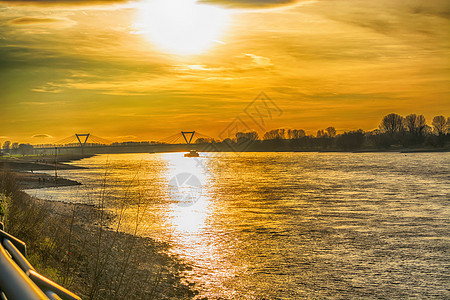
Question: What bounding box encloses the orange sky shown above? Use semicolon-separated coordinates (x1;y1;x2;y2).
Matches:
1;0;449;144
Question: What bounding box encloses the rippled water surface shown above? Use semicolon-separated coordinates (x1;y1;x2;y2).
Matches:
27;152;450;299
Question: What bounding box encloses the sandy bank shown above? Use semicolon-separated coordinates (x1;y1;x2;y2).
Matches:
36;198;197;299
0;156;198;299
0;159;86;172
1;157;84;190
15;172;82;190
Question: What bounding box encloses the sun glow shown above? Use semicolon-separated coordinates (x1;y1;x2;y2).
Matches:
135;0;230;55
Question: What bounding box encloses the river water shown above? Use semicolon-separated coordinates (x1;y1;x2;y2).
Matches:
26;152;450;299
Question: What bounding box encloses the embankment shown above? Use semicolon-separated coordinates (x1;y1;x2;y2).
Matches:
0;159;198;299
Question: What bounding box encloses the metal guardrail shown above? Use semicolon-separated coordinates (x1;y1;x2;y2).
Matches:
0;224;81;300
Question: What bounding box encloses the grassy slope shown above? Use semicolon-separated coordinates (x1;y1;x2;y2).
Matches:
0;169;197;300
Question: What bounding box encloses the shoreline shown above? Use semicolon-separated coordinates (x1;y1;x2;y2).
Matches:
2;155;198;299
15;172;82;190
1;154;90;189
21;193;197;299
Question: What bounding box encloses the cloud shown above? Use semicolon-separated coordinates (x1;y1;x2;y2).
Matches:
114;135;137;140
9;16;77;28
200;0;308;9
19;102;48;106
10;17;62;24
1;0;309;8
172;64;226;73
31;85;64;93
314;0;450;35
31;134;53;138
0;0;129;6
243;53;273;68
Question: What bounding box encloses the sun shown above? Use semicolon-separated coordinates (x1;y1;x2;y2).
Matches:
135;0;230;55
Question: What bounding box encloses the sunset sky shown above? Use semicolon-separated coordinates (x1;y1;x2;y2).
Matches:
1;0;449;144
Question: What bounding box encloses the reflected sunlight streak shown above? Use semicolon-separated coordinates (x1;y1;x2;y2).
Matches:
162;152;209;234
162;152;239;298
162;153;228;278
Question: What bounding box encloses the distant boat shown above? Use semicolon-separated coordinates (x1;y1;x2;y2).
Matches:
184;150;199;157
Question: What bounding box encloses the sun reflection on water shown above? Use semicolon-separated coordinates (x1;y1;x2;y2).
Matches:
162;152;207;188
161;152;211;243
161;152;239;297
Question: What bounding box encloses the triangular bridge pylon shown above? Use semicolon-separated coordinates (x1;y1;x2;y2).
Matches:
75;133;90;147
181;131;195;145
159;131;213;144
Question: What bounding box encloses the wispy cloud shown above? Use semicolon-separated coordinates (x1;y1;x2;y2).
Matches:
20;101;50;105
0;0;130;6
9;16;77;29
1;0;307;8
31;81;64;93
243;53;273;68
113;135;137;140
20;100;67;105
31;133;53;138
200;0;310;9
11;16;61;24
310;0;450;35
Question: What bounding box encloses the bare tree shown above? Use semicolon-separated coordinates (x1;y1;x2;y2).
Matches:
432;115;447;135
287;129;293;139
287;129;305;139
316;130;327;138
2;141;10;151
236;131;259;142
263;129;286;140
416;115;427;136
405;114;426;136
326;127;336;138
405;114;417;134
247;131;259;140
296;129;306;138
380;113;405;135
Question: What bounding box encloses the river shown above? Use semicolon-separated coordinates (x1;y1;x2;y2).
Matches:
26;152;450;299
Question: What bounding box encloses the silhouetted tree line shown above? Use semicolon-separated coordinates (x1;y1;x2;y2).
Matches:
194;113;450;151
2;114;449;155
373;113;449;149
0;142;34;156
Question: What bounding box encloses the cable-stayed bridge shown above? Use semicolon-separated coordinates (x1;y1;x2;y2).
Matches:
33;134;114;155
158;131;213;145
54;134;112;147
34;134;112;148
32;131;212;155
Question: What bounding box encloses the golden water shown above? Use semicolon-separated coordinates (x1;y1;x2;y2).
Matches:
27;152;450;299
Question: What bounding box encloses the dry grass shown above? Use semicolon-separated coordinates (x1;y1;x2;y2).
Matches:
0;168;196;300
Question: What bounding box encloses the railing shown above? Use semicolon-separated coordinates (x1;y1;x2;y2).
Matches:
0;224;81;300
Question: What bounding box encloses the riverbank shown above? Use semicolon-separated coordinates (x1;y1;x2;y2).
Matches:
0;155;86;190
36;197;197;299
0;157;198;299
14;172;81;190
0;154;90;171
